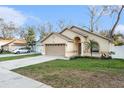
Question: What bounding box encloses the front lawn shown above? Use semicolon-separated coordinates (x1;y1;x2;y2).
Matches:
13;58;124;88
0;54;41;62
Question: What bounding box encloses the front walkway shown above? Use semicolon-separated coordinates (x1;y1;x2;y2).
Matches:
0;56;61;88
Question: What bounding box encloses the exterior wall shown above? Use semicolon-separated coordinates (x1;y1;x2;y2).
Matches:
2;45;9;51
42;34;68;55
65;42;85;57
65;42;76;57
61;29;86;57
42;34;68;44
41;44;46;55
61;29;86;43
71;28;111;53
81;43;84;56
3;43;26;52
42;28;111;58
10;45;26;51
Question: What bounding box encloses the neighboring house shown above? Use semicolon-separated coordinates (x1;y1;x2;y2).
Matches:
0;40;14;50
0;39;26;52
41;26;112;58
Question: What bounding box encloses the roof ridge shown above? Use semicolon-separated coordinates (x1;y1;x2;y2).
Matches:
1;40;15;46
41;32;73;43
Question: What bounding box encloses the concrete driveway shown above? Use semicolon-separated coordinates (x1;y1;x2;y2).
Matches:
0;52;37;58
0;56;61;88
0;56;59;70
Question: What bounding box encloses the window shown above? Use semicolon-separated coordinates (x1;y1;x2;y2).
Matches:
92;42;99;52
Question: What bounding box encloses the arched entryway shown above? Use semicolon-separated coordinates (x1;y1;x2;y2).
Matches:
74;37;81;56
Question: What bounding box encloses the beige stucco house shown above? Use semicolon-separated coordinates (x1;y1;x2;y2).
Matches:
0;39;26;52
41;26;112;58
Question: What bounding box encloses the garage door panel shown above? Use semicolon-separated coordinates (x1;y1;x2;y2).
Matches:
46;44;65;56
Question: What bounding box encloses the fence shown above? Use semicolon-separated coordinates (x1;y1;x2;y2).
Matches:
110;45;124;59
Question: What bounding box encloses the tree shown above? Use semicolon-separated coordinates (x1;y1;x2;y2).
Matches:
38;22;53;40
99;29;111;38
18;27;27;39
38;25;47;40
57;19;72;32
85;5;124;38
86;6;108;32
109;5;124;39
25;27;36;50
0;18;17;39
93;5;124;39
38;20;72;40
84;40;98;56
113;33;124;46
46;22;53;33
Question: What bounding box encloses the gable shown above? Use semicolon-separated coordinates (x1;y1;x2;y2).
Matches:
71;26;111;41
41;33;70;44
60;26;112;51
70;26;112;51
60;29;87;42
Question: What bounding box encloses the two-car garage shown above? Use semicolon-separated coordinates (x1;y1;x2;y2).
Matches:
45;44;65;56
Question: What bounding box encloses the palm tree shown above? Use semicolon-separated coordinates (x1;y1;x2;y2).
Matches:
84;40;99;56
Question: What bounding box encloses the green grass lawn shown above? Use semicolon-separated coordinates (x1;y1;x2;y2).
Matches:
13;58;124;88
0;54;41;62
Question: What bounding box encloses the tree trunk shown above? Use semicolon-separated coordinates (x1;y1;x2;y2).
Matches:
110;6;124;39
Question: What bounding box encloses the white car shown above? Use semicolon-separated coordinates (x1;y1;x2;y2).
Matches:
13;48;30;54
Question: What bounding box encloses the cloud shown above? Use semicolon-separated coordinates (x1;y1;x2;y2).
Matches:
27;15;41;24
0;6;42;27
115;24;124;34
0;6;27;27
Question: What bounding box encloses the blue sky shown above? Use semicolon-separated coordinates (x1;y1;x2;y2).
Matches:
7;5;91;28
0;5;124;33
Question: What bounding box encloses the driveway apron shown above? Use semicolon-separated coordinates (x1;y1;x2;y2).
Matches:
0;56;59;88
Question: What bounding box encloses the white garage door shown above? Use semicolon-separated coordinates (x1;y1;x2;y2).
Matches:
45;44;65;56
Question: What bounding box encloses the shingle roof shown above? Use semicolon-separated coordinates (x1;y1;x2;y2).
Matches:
13;39;26;44
41;25;112;43
0;39;26;46
0;40;14;46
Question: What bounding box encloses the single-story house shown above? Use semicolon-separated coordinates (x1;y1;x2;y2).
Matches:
0;39;26;52
41;26;112;58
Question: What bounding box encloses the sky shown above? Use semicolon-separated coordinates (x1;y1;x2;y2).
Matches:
0;5;124;37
